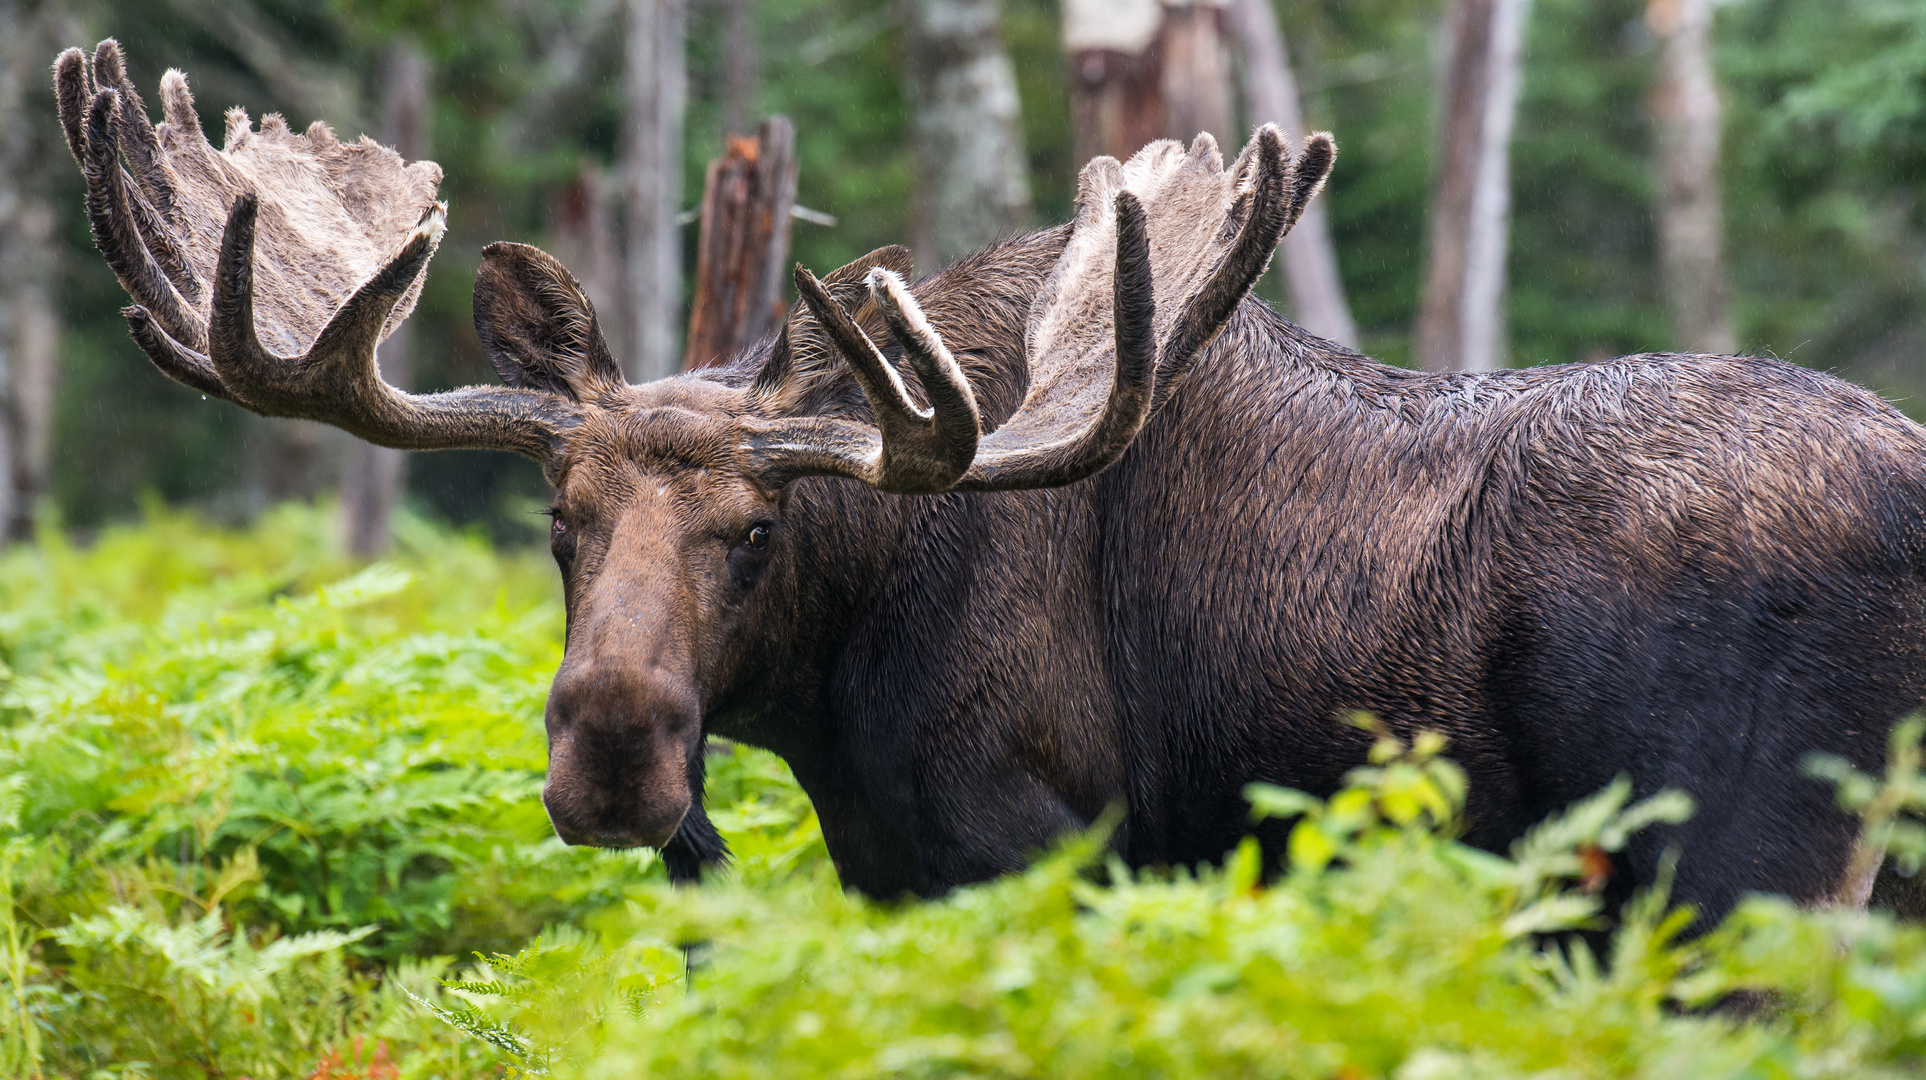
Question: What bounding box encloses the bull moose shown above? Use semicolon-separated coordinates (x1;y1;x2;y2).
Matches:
56;40;1926;926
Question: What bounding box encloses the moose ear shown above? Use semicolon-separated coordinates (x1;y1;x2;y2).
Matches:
751;245;914;407
474;242;627;402
818;244;914;292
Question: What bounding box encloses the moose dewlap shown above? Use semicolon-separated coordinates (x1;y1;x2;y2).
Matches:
58;37;1926;924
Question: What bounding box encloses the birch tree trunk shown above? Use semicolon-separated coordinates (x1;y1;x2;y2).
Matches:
1648;0;1734;354
903;0;1033;270
0;0;63;539
1227;0;1359;349
5;204;54;540
344;39;430;558
1415;0;1532;372
625;0;689;383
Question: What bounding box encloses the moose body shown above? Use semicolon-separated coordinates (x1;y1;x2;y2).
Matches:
57;40;1926;928
703;270;1926;916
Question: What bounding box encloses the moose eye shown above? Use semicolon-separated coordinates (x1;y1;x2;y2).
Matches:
550;517;568;538
743;524;772;550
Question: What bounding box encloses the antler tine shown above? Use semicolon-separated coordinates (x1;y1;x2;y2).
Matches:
1076;191;1159;468
92;40;199;300
793;267;923;427
124;306;229;400
1281;132;1335;235
1148;124;1296;411
783;265;981;493
867;268;982;476
53;48;90;166
93;42;176;221
207;192;282;398
158;68;212;150
957;191;1157;492
81;88;208;352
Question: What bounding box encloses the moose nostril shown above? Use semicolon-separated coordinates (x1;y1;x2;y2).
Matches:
538;681;696;851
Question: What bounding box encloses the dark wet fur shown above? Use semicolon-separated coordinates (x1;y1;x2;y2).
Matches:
697;256;1926;921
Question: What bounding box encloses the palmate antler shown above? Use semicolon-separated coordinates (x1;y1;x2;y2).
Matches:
744;125;1335;493
53;40;580;460
58;39;1332;499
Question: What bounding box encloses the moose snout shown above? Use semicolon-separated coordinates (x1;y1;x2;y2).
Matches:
541;665;697;850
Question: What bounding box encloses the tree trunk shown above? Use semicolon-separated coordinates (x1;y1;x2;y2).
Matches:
344;40;430;558
1160;0;1233;147
718;0;759;137
7;202;54;539
1227;0;1359;349
0;0;63;540
1415;0;1532;373
684;118;798;370
1066;2;1249;166
1065;0;1164;166
625;0;689;384
1648;0;1734;354
902;0;1033;270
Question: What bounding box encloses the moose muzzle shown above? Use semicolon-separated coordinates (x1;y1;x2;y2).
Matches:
541;662;699;849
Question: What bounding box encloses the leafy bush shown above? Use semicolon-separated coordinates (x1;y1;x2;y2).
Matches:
2;507;1925;1078
423;727;1926;1079
0;504;639;963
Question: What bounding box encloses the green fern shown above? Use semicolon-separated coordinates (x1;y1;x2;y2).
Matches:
7;506;1926;1077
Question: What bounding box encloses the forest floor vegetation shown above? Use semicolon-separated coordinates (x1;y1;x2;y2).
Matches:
2;506;1924;1077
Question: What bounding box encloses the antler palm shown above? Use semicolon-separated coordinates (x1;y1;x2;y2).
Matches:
55;40;571;457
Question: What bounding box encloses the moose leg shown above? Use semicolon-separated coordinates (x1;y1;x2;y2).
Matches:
661;735;730;884
1870;858;1926;921
1831;837;1884;910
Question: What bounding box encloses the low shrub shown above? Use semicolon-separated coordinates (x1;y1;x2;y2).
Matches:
0;507;1922;1078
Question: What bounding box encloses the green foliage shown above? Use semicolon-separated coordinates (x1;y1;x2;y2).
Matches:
0;507;830;1075
428;727;1926;1079
0;503;635;965
4;510;1926;1076
1720;0;1926;400
51;908;376;1078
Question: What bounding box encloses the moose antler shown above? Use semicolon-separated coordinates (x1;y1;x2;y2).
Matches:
964;124;1329;489
53;40;581;461
746;124;1333;494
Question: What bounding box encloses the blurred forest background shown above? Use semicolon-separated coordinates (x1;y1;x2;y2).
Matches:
0;0;1920;548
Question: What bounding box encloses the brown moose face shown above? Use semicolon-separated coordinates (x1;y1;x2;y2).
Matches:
537;381;780;849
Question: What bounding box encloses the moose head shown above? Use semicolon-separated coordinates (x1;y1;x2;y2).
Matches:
54;40;1334;854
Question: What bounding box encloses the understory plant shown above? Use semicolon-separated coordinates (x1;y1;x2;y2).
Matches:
1;507;1924;1078
432;724;1926;1079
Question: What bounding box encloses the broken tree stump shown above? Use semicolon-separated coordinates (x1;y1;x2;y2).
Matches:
682;116;799;370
